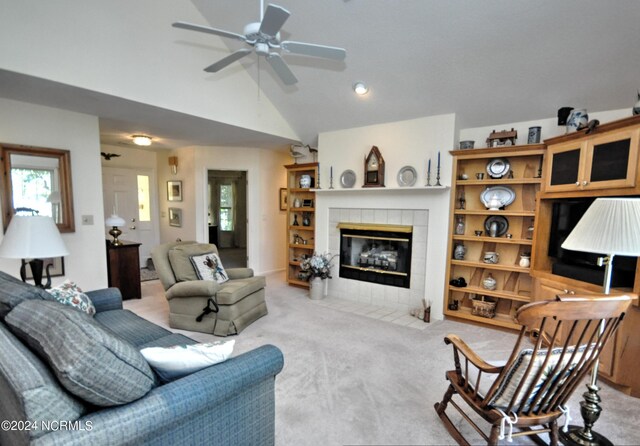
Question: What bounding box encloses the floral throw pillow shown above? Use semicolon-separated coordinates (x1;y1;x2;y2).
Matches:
46;280;96;316
189;253;229;284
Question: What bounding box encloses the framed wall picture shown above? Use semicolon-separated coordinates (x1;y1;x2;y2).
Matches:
279;188;288;211
24;257;65;279
167;180;183;202
168;207;182;227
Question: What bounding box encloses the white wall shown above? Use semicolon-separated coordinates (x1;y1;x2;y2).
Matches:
0;98;108;290
0;0;299;142
317;114;457;319
460;108;632;147
155;145;289;275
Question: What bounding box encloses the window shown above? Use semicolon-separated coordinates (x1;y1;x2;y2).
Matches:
11;168;54;217
220;184;234;231
137;175;151;222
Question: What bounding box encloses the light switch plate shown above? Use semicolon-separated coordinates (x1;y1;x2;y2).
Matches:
81;215;94;225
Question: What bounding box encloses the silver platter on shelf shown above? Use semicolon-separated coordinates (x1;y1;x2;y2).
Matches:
340;169;356;188
486;158;511;178
397;165;417;187
480;186;516;209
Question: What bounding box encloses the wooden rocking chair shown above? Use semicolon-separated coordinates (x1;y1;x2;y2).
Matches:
434;294;632;446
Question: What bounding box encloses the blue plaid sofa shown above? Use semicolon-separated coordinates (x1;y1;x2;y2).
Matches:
0;272;284;446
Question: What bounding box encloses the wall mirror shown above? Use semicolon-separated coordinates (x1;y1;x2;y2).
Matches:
1;144;75;233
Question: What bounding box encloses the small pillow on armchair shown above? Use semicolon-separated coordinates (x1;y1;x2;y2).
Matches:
190;253;229;284
168;243;219;282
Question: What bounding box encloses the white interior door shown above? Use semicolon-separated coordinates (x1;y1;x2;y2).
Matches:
102;167;158;265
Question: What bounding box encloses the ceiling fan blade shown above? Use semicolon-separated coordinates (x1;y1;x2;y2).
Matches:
266;53;297;85
280;41;346;60
259;4;290;36
172;21;246;42
204;49;252;72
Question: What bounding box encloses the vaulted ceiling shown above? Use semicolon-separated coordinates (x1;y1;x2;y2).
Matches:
2;0;639;149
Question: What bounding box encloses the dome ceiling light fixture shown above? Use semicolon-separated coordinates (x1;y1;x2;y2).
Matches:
131;134;153;146
353;82;369;96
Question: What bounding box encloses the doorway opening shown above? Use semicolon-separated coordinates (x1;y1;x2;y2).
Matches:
208;170;247;268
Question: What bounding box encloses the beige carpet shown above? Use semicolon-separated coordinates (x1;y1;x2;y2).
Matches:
129;275;640;446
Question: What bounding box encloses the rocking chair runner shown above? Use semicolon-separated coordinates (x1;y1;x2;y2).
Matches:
435;294;632;446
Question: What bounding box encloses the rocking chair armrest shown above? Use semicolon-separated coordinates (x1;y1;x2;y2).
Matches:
444;334;503;374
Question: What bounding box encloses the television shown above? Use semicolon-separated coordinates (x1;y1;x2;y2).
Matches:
548;198;637;288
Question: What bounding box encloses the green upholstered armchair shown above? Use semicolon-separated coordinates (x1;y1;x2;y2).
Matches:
151;241;268;336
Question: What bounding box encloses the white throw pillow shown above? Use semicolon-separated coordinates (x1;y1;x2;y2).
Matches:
190;253;229;283
140;340;235;381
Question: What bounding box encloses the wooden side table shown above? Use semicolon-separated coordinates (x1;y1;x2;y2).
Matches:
106;240;141;299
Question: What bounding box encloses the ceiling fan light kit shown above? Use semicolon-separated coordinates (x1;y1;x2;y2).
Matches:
131;135;152;146
172;2;346;86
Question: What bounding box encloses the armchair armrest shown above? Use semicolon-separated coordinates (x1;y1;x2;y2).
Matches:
166;280;221;299
37;345;284;446
226;268;254;280
445;334;502;374
86;288;123;313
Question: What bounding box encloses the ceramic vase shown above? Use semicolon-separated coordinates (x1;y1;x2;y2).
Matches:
482;273;497;291
299;174;311;188
566;109;588;132
309;277;324;300
454;244;466;260
519;255;531;268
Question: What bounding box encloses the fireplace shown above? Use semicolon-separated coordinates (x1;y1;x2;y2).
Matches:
338;223;413;288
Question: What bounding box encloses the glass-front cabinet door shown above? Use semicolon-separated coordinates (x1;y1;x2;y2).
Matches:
544;141;586;192
544;127;639;193
583;128;638;190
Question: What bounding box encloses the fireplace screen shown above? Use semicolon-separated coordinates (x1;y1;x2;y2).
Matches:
338;223;412;288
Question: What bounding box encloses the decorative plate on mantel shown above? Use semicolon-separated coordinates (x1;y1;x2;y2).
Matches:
340;169;356;188
397;166;417;187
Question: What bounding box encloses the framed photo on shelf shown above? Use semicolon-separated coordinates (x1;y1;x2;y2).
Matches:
167;181;182;202
168;207;182;227
279;188;288;211
24;257;65;279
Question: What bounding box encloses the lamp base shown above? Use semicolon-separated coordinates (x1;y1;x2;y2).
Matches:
559;426;613;446
20;259;52;289
109;226;123;245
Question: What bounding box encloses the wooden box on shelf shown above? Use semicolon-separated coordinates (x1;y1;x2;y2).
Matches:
444;144;545;330
285;162;318;288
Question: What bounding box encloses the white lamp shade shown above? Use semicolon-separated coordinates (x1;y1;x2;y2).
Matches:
561;198;640;256
0;215;69;259
105;214;126;227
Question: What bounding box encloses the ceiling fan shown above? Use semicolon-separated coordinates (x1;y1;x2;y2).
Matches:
172;1;346;85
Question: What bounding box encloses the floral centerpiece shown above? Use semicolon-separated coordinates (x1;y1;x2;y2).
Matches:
300;252;337;280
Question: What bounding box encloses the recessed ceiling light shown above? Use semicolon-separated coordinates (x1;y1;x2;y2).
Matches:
353;82;369;95
131;134;152;146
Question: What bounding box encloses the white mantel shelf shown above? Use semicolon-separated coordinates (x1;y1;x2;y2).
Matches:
313;186;449;193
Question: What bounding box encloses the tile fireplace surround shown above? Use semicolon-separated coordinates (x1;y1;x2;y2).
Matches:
327;208;428;314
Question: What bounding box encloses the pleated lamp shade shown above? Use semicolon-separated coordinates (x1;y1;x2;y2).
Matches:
0;215;69;259
562;198;640;256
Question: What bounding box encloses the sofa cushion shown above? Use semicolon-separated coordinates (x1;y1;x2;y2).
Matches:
168;243;219;282
5;300;156;407
141;340;235;382
190;252;229;283
95;309;172;348
0;271;52;319
0;323;86;440
217;275;267;305
46;280;96;316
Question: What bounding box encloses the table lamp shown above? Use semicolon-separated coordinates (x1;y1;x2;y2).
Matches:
0;215;70;288
105;214;126;245
559;197;640;446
